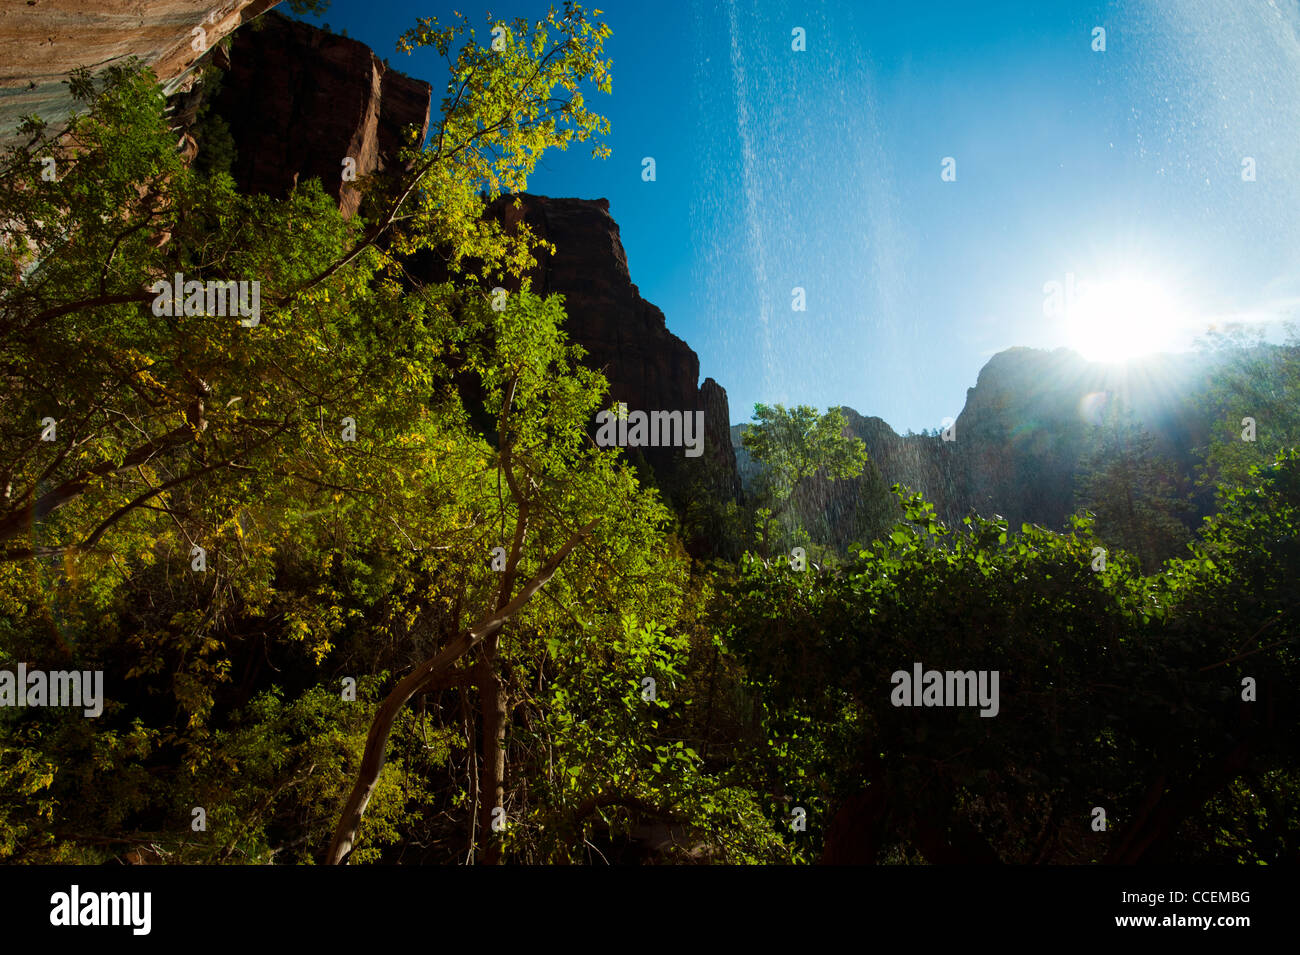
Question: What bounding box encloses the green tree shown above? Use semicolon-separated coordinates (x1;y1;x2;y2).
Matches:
0;10;784;866
740;404;867;555
1074;397;1191;573
724;460;1299;864
1194;323;1300;496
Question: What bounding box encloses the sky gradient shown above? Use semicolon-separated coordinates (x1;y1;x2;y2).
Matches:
303;0;1300;431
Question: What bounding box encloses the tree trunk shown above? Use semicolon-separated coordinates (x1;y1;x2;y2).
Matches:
477;635;507;864
325;519;597;865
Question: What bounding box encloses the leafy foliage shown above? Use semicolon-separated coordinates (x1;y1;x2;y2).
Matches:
740;404;867;556
1074;397;1193;573
724;464;1298;863
1;10;1295;868
0;13;778;865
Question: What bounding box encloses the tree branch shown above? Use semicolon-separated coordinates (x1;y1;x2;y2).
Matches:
326;517;598;865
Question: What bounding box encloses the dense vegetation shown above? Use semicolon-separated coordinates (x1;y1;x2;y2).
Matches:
0;8;1295;864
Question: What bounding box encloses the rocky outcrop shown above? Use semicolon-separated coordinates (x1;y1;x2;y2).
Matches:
210;11;431;217
485;194;741;502
735;346;1219;551
951;347;1210;528
0;0;280;144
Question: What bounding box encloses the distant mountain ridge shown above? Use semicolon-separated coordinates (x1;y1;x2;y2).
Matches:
734;346;1228;544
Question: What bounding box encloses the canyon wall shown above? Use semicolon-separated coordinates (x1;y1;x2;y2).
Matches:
0;0;280;144
734;346;1217;551
484;194;740;503
210;11;431;217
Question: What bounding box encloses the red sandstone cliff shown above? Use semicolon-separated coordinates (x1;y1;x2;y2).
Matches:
0;0;280;144
209;11;431;217
485;194;740;501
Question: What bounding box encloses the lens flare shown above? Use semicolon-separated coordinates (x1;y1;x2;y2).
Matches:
1066;278;1189;363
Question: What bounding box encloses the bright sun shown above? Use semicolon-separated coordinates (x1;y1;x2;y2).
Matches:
1065;277;1187;363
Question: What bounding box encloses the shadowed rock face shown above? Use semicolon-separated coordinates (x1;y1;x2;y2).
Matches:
485;194;741;502
0;0;280;144
210;11;431;217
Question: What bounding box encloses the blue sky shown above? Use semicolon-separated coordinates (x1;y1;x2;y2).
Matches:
301;0;1300;431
